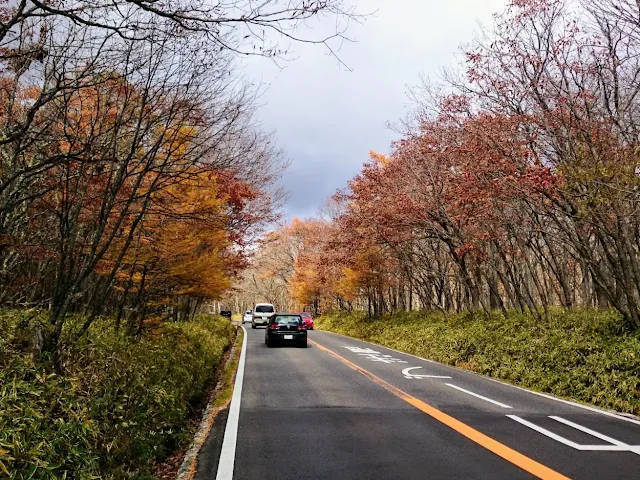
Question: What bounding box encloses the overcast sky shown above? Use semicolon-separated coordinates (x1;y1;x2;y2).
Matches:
244;0;509;220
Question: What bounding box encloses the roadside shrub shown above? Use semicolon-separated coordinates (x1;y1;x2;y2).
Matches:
317;309;640;415
0;310;235;479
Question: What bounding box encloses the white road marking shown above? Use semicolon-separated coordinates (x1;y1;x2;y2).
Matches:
342;345;408;363
216;325;248;480
362;354;408;364
402;366;452;379
343;346;380;354
505;386;640;427
446;384;513;409
550;416;628;446
321;330;640;427
508;415;583;449
508;415;640;455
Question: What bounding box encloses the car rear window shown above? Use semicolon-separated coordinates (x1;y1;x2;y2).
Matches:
274;316;301;324
301;313;311;317
255;305;274;313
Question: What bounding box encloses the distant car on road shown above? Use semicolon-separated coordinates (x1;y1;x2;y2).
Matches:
265;313;307;348
299;312;314;330
242;310;253;324
252;303;275;328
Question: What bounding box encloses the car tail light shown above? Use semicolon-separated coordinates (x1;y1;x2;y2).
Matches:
297;324;306;331
268;323;279;330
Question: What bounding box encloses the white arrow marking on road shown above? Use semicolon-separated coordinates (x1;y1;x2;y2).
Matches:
402;366;452;379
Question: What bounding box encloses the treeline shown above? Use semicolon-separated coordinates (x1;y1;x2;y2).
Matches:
225;227;304;313
0;0;357;362
259;0;640;331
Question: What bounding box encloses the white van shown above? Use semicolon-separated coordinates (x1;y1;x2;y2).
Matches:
252;303;275;328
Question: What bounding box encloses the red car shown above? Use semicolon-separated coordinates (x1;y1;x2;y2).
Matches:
299;312;314;330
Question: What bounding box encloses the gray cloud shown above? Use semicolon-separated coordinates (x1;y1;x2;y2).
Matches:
244;0;508;220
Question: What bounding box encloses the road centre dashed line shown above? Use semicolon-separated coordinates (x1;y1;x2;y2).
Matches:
446;384;513;409
312;339;570;480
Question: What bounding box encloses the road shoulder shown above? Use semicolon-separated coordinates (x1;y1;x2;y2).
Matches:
177;324;245;480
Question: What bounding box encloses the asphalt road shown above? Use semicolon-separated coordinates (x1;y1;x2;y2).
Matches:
199;325;640;480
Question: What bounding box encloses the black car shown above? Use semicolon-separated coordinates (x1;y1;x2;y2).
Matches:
265;313;307;348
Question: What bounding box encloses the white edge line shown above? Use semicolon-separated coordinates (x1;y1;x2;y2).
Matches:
504;385;640;427
579;446;636;451
507;415;583;449
319;329;640;426
549;416;628;446
446;383;512;409
215;325;248;480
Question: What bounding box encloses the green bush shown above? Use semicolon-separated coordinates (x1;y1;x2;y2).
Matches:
0;309;235;479
316;308;640;415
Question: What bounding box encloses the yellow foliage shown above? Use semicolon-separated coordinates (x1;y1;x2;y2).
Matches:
334;267;362;301
106;169;237;304
370;150;390;167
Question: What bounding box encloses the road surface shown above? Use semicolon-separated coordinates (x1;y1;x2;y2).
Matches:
196;325;640;480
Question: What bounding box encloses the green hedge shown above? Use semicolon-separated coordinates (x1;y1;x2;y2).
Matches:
0;310;235;479
316;309;640;416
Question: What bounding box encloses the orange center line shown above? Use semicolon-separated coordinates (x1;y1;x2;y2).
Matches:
309;339;571;480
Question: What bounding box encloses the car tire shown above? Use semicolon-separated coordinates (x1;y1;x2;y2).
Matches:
251;323;256;329
267;338;275;348
299;339;307;348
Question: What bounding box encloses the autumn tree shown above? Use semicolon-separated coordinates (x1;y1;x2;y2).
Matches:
0;0;359;354
250;0;640;331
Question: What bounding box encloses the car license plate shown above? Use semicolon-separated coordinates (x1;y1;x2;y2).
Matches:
283;334;293;340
